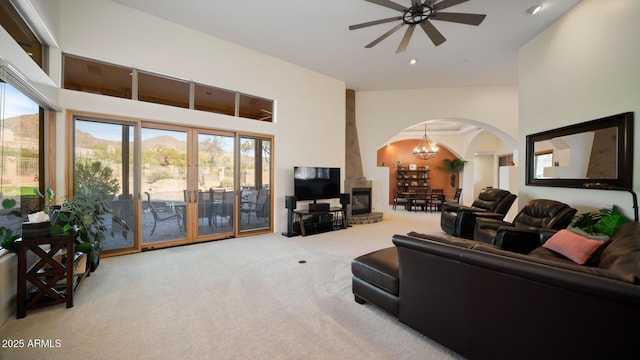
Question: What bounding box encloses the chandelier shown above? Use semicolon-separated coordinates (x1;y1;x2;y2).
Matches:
413;123;439;160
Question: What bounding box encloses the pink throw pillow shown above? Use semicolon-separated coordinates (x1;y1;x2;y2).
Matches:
543;229;605;265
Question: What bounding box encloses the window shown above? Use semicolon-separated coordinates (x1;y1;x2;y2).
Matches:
498;154;514;166
63;55;133;99
0;81;43;250
0;0;43;68
239;94;273;121
138;71;189;108
194;84;235;116
534;151;553;178
62;54;275;122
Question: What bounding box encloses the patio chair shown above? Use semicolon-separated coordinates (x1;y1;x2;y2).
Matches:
197;189;214;227
144;192;182;235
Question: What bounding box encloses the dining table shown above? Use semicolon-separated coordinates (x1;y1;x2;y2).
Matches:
402;191;416;211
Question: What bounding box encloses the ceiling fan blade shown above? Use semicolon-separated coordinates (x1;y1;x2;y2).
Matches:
364;0;408;12
349;16;403;30
396;24;416;53
430;12;486;26
365;23;404;48
433;0;469;11
420;20;446;46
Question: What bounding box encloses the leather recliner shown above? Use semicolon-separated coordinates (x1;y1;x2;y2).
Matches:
473;199;577;254
440;188;517;239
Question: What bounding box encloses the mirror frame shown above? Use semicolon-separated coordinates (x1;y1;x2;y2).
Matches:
526;112;634;189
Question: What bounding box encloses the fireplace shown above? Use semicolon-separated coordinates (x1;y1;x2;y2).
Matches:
351;187;372;215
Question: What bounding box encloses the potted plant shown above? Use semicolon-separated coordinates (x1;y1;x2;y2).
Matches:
571;205;630;237
0;198;23;253
34;188;56;213
438;158;466;194
51;161;129;271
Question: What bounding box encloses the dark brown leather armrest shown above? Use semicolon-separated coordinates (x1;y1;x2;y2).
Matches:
473;212;504;218
495;227;543;254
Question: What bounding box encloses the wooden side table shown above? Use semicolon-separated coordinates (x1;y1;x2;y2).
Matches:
17;236;88;319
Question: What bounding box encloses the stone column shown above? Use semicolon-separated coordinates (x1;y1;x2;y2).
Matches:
345;89;363;180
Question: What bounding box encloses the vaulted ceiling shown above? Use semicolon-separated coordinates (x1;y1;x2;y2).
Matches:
111;0;581;142
113;0;581;91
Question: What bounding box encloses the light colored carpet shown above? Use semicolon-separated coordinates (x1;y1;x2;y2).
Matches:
0;208;463;360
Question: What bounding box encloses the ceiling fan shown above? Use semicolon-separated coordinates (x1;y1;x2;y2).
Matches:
349;0;486;53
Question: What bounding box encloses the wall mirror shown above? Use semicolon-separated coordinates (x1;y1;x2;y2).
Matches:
526;112;634;189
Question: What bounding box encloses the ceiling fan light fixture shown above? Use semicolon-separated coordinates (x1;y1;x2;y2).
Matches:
349;0;487;53
409;58;418;65
526;5;543;15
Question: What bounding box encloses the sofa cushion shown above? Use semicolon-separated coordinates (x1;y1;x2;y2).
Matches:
543;229;606;265
351;247;399;295
568;227;610;241
528;246;576;265
472;244;633;283
606;252;640;284
599;222;640;268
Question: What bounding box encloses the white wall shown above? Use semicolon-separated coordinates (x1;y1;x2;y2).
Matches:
1;1;346;323
519;0;640;218
54;0;346;232
355;86;519;210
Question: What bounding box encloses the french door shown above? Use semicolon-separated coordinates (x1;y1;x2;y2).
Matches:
73;118;137;254
72;115;272;255
139;124;191;248
238;135;272;233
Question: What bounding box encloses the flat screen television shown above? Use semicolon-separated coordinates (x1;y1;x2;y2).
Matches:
294;166;341;201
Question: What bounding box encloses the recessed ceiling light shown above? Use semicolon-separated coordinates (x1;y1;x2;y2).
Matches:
526;5;543;15
409;58;417;65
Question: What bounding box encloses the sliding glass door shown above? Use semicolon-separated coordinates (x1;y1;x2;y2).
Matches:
140;125;189;247
190;131;235;239
239;135;272;233
73;119;136;253
72;115;273;254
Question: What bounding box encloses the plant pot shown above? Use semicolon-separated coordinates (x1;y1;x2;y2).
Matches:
90;255;100;272
89;242;101;272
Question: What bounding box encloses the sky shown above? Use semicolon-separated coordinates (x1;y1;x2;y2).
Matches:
0;82;39;119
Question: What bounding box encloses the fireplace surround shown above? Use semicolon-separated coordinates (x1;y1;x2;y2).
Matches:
351;187;372;215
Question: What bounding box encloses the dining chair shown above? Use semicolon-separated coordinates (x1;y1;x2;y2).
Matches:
427;189;444;212
392;188;409;210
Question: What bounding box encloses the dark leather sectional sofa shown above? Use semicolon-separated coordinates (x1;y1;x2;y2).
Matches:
352;222;640;359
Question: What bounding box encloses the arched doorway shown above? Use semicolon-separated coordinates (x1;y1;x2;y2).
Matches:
377;118;518;208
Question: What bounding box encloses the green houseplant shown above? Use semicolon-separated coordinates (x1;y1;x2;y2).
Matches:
571;205;629;237
0;198;23;253
438;158;466;193
34;187;56;213
51;161;129;271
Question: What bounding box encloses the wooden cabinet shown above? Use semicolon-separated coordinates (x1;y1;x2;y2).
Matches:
17;236;89;319
396;167;430;193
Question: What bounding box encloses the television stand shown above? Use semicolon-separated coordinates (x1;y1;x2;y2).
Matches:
308;202;330;212
293;207;347;236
